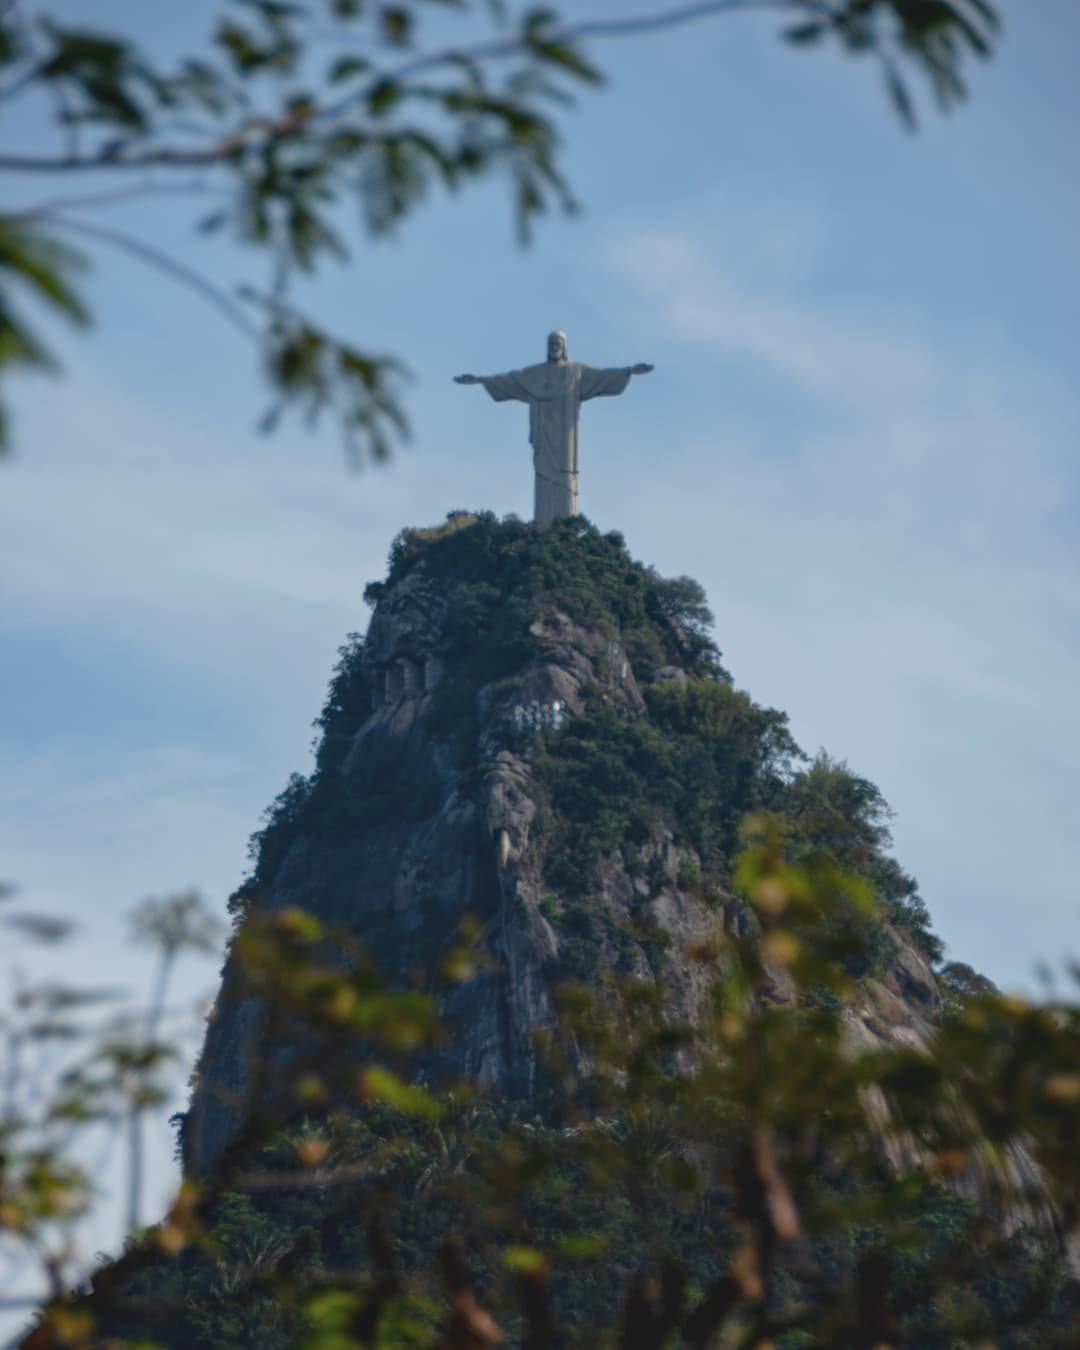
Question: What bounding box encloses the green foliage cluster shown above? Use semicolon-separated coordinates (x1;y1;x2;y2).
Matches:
89;1114;1080;1349
531;658;936;973
387;512;723;669
533;684;794;900
312;631;371;779
0;889;224;1331
779;754;943;964
396;513;726;757
24;822;1078;1349
938;959;1000;1014
0;1;605;456
0;1;1000;456
247;770;314;888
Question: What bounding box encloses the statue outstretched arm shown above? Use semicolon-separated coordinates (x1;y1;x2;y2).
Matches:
579;362;654;400
455;368;534;402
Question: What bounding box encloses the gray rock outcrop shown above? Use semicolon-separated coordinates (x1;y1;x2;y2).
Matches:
184;525;948;1179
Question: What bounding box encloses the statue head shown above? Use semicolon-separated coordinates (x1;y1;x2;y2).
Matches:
547;330;568;364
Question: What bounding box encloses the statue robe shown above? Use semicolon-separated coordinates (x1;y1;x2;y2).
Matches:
477;360;634;527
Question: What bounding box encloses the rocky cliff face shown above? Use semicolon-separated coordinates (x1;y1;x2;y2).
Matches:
184;515;945;1175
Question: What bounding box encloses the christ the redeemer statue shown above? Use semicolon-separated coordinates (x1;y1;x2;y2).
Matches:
454;330;653;528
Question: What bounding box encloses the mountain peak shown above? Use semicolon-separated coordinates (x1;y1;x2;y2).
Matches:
184;512;942;1174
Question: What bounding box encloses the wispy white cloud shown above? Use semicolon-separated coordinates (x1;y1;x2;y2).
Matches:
605;224;937;407
592;206;1080;982
0;742;249;919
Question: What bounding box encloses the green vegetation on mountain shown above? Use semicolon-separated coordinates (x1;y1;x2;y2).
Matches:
61;840;1080;1348
243;516;939;971
13;514;1077;1350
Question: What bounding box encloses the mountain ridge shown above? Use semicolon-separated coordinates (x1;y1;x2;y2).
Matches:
184;512;946;1176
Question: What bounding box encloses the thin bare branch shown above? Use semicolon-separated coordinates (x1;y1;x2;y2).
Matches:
0;63;41;107
6;179;229;223
41;214;260;341
362;0;790;88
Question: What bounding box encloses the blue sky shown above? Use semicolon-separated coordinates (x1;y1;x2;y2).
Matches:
1;0;1078;1308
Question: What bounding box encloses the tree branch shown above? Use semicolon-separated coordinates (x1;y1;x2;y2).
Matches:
0;61;41;107
369;0;789;85
0;0;791;174
6;179;229;223
41;214;260;341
